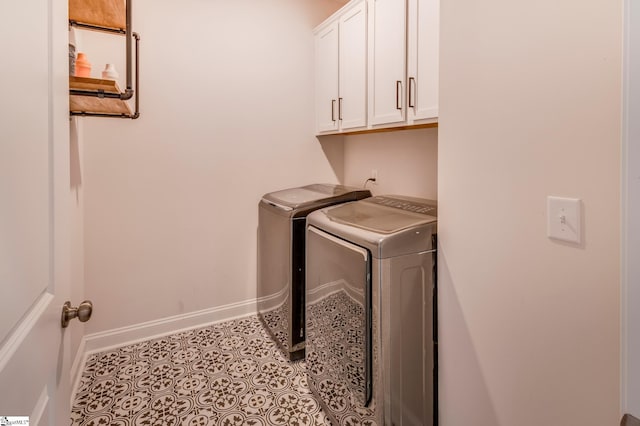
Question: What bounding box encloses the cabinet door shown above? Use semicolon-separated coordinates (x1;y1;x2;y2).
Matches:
369;0;406;126
407;0;439;122
315;21;339;133
339;1;367;130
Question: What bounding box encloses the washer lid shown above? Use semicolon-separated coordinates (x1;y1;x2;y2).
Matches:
262;184;367;210
327;195;437;234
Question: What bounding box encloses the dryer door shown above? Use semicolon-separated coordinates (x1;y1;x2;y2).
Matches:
306;226;372;407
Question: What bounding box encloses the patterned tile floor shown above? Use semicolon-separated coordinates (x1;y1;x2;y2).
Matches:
71;315;332;426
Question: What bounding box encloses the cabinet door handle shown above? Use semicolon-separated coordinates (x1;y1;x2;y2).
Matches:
338;97;343;120
331;99;336;122
409;77;416;108
396;81;402;110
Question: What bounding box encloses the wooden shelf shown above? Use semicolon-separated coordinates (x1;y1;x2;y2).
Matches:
69;0;126;31
69;76;131;116
68;0;139;119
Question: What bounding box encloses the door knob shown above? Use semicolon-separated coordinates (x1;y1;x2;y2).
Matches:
61;300;93;328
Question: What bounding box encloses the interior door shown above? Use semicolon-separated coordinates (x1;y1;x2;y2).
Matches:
0;1;71;424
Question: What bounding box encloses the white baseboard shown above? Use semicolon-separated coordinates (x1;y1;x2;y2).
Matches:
84;298;257;355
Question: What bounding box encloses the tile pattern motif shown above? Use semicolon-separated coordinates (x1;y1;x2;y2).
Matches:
259;302;290;353
306;290;378;426
71;315;372;426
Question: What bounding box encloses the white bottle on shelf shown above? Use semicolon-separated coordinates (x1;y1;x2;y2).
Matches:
101;63;119;80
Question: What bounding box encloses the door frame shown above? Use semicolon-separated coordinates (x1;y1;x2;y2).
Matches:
622;0;640;419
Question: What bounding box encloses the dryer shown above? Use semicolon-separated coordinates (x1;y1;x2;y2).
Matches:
305;195;437;425
257;184;370;361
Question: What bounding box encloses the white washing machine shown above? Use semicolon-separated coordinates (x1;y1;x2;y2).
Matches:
305;195;437;426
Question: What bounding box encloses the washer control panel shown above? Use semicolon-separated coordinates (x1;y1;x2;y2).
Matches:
367;196;436;215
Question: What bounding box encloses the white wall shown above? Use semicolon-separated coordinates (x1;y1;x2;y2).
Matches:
439;0;622;425
80;0;346;334
342;127;438;199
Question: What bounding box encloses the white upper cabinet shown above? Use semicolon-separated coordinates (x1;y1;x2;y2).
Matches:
314;0;438;134
314;1;367;134
407;0;439;123
368;0;407;126
315;22;340;133
339;3;368;130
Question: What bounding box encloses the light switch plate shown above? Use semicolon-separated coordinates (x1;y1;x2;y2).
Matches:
547;196;581;244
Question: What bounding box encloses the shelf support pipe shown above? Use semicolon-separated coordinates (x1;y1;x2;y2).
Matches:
130;32;140;118
123;0;133;99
